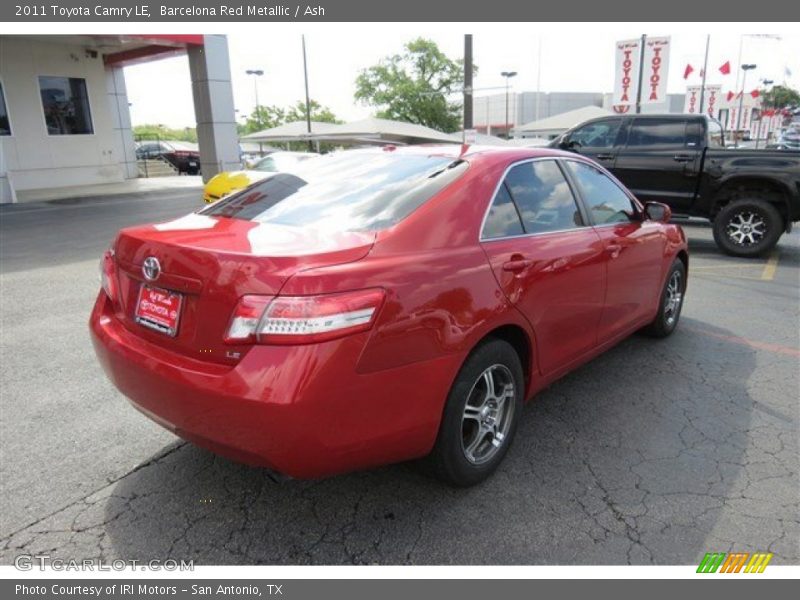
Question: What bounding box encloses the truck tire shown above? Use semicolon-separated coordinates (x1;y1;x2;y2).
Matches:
712;198;783;257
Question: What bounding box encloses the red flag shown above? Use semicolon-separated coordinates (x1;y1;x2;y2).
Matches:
726;90;735;101
719;61;731;75
683;64;694;79
750;89;760;98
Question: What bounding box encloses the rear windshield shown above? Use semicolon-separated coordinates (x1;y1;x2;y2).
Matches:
200;151;468;232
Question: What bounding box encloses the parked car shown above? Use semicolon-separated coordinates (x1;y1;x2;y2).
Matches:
550;114;800;256
90;146;688;486
136;141;201;175
203;151;317;203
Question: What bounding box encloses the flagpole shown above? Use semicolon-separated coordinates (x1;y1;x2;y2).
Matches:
699;35;710;113
635;34;646;114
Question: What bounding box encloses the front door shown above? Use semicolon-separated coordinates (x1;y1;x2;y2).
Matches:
480;158;606;376
562;117;625;170
563;160;667;340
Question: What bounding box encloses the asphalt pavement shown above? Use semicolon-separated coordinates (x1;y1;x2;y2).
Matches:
0;190;797;565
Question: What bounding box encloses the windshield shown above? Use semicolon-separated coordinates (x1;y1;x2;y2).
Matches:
200;151;468;232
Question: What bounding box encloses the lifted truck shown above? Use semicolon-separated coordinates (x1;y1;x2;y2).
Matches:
551;114;800;256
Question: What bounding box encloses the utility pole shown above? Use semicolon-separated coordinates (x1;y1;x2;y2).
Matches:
699;35;710;113
463;35;473;142
501;71;517;139
245;69;264;123
302;35;313;152
635;34;646;114
736;63;757;145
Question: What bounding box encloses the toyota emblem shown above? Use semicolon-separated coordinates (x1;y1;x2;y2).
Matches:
142;257;161;281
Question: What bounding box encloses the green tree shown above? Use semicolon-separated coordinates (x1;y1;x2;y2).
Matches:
761;85;800;109
133;124;197;143
284;100;341;124
354;38;471;133
240;105;286;135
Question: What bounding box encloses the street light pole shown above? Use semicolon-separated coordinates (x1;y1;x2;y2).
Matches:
245;69;264;123
736;63;757;145
500;71;517;139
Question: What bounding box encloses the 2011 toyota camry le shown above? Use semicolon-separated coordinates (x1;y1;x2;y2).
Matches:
90;145;688;486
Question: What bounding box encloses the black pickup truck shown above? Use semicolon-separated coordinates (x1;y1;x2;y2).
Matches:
550;114;800;256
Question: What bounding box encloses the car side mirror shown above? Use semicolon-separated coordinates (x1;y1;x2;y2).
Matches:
644;202;671;223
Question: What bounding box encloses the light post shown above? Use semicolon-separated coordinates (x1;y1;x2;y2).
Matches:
759;78;774;148
736;63;756;145
245;69;264;123
500;71;517;139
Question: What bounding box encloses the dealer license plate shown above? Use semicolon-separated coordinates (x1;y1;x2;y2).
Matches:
135;284;183;337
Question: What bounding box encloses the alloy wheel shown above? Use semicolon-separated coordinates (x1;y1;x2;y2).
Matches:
726;210;767;247
461;364;516;465
664;270;683;326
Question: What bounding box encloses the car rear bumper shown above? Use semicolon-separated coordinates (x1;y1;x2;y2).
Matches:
89;292;459;478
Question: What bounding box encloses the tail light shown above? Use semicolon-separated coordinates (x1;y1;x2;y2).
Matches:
225;289;385;345
99;249;117;301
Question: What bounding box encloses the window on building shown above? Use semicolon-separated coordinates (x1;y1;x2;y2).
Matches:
0;81;10;136
38;76;93;135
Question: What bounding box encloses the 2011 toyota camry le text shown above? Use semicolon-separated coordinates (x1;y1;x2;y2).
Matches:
90;146;688;486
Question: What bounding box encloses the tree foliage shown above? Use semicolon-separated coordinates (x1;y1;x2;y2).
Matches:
761;85;800;109
133;124;197;142
354;38;472;133
239;100;340;135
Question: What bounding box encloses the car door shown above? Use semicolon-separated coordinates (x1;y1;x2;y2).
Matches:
611;117;702;212
563;159;667;341
480;158;606;376
561;117;625;170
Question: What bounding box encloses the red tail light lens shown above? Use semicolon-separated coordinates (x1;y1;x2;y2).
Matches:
99;249;117;301
224;295;273;343
225;289;385;345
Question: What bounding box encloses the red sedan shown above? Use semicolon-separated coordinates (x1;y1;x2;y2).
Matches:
90;145;688;486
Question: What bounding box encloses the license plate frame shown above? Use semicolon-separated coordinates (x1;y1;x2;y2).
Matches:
134;284;183;337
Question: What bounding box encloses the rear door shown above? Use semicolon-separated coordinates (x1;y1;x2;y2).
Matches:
562;117;625;170
480;158;606;376
611;117;702;211
563;159;667;341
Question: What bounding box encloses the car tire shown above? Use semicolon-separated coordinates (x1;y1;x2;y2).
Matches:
642;258;686;338
712;199;783;257
428;338;524;487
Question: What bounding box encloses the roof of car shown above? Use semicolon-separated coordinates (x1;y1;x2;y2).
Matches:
351;143;575;163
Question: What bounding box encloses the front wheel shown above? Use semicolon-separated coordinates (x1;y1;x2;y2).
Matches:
712;199;783;257
642;259;686;338
428;338;524;487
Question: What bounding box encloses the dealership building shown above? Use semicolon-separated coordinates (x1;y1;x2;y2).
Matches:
474;91;687;137
0;34;240;203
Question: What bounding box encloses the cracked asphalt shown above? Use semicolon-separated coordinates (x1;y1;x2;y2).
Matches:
1;189;798;565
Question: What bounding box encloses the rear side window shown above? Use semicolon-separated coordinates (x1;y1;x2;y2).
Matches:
201;151;468;232
503;161;584;233
482;184;524;239
565;161;637;225
627;119;687;148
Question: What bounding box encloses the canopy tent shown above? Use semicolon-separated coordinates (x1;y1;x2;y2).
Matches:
242;117;457;146
241;121;345;143
512;106;612;139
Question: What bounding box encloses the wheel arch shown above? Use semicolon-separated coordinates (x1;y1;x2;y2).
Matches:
712;176;791;229
474;323;534;400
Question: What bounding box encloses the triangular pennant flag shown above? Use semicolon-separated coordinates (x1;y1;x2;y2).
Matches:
683;64;694;79
726;90;735;101
750;89;760;98
719;61;731;75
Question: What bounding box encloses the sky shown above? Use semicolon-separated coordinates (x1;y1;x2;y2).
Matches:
123;24;800;129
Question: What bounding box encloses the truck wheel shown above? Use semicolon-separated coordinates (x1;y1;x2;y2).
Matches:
428;338;523;487
712;199;783;257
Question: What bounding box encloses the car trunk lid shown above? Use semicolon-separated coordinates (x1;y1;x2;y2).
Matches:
112;213;375;365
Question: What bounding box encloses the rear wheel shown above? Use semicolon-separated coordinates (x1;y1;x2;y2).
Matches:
642;259;686;338
429;338;523;487
712;199;783;257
